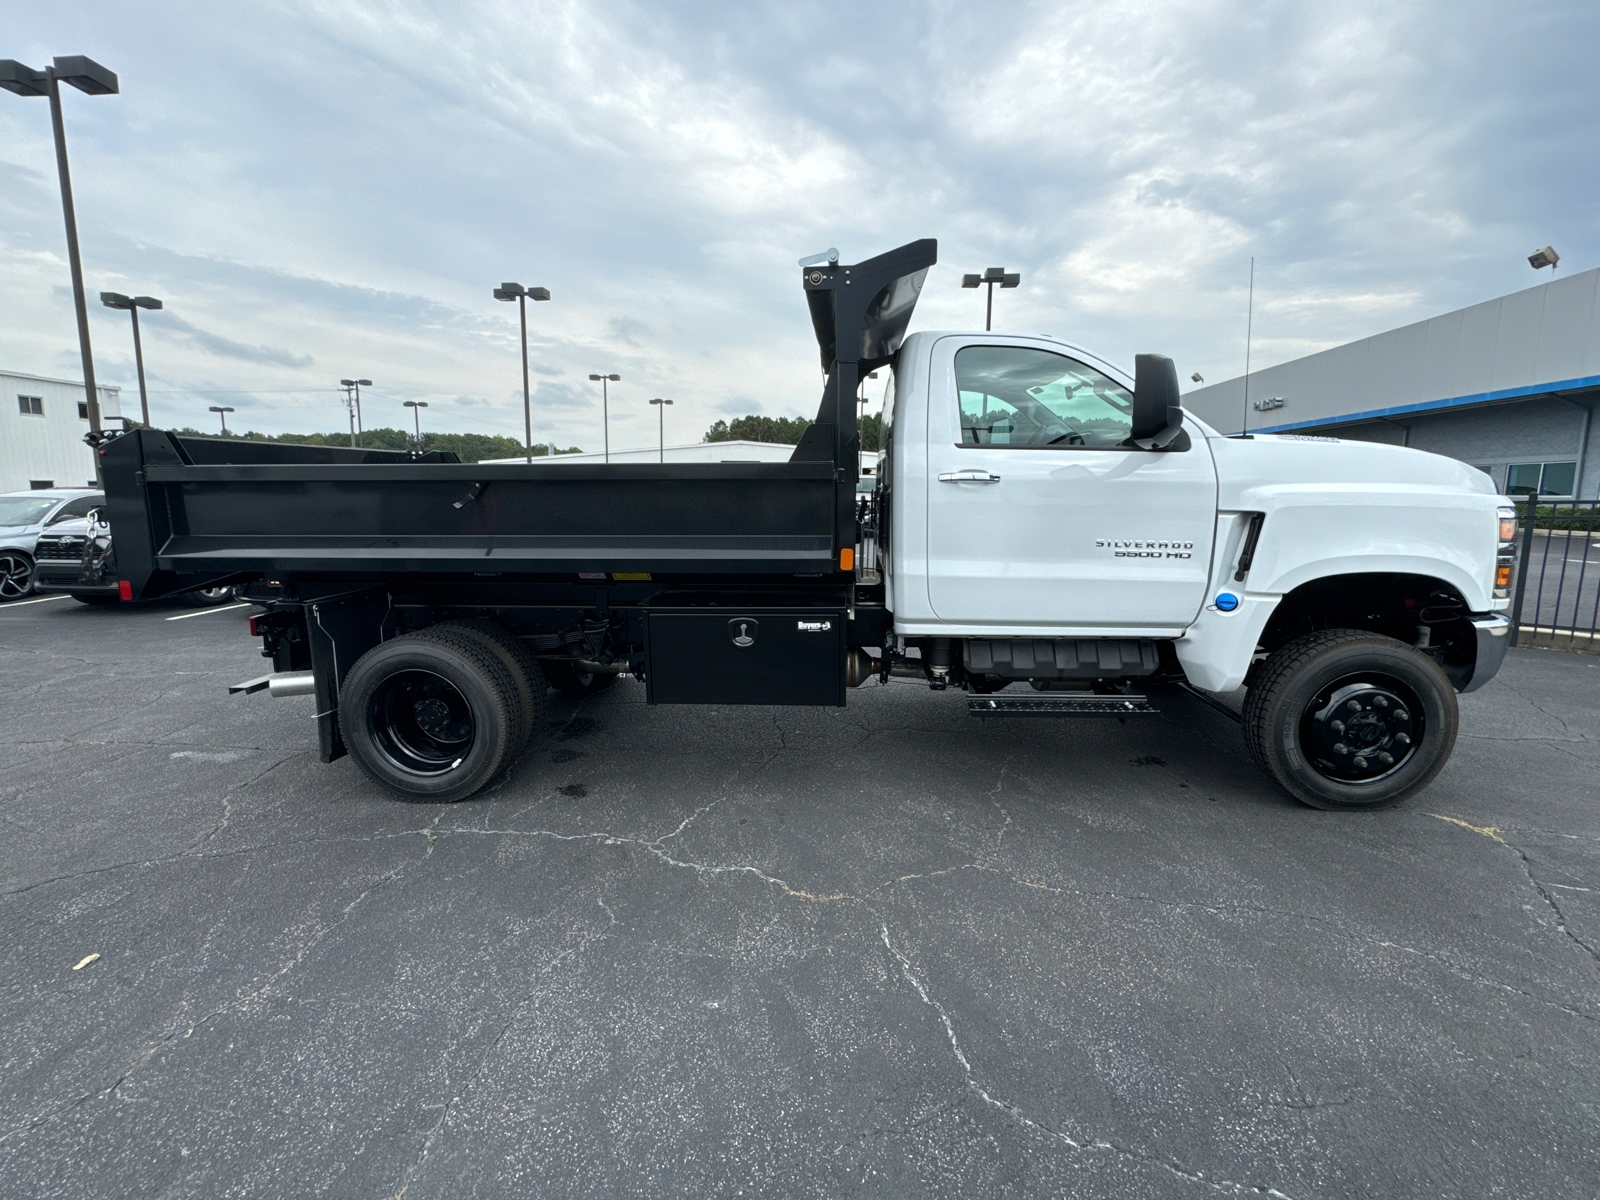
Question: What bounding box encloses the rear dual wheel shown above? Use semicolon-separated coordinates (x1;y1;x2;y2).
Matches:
340;623;545;803
1243;629;1458;811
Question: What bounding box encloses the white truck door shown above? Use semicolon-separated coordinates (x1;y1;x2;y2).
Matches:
924;337;1218;630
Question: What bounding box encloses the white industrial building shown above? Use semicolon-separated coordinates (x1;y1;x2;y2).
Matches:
1;370;123;493
481;439;797;466
1183;266;1600;499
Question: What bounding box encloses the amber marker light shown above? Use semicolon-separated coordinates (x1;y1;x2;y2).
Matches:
840;548;855;572
1496;565;1513;589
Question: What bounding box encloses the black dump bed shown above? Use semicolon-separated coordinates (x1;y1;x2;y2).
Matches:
96;239;936;600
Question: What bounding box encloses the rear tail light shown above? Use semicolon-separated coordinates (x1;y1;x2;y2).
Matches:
117;580;132;601
249;615;260;637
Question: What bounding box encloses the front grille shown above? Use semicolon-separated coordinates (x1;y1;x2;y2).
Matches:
34;537;86;562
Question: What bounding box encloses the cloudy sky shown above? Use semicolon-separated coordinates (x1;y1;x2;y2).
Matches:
3;0;1595;452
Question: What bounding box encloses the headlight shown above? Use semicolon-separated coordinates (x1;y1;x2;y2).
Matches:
1494;505;1517;600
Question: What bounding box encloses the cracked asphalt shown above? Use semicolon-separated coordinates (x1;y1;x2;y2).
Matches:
1;593;1597;1199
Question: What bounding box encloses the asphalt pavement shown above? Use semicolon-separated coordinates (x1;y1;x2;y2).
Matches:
2;592;1597;1199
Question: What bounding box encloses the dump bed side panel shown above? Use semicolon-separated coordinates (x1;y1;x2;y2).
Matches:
100;431;840;596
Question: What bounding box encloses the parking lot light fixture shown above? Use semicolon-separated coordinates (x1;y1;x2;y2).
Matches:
495;282;552;463
960;266;1021;331
588;373;621;462
403;400;428;449
100;291;162;426
1528;246;1559;275
1191;372;1204;385
1;56;119;435
339;378;372;447
649;398;673;462
208;405;234;435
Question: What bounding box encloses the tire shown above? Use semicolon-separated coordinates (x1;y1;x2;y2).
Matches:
1242;629;1458;811
410;620;547;752
339;631;524;802
180;586;235;607
544;658;619;698
71;592;119;606
0;552;34;601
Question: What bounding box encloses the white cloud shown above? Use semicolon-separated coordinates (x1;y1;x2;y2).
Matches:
1;0;1595;448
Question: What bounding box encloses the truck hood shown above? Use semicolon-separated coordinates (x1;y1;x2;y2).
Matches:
1208;431;1497;509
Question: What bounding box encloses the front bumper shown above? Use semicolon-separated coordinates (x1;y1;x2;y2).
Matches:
33;562;116;596
1460;614;1512;693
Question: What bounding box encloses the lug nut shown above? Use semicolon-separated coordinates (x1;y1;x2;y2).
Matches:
1353;756;1368;770
1333;743;1348;756
1374;696;1389;709
1347;700;1362;712
1395;732;1411;746
1394;710;1408;722
1331;719;1345;734
1379;752;1393;765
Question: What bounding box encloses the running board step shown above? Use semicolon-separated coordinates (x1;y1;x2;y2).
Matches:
968;694;1156;717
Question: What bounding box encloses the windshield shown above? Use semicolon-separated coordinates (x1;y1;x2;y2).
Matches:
0;496;58;525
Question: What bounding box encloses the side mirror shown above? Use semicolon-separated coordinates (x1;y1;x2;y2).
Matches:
1131;354;1184;448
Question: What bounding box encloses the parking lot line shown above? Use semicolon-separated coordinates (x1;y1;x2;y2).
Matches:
165;602;252;621
0;594;72;609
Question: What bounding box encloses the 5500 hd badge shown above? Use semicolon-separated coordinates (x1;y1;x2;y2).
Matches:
1095;540;1195;559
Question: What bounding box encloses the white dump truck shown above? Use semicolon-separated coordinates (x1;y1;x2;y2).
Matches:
97;239;1514;810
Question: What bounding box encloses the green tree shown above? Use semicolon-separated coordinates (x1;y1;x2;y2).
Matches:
702;414;811;444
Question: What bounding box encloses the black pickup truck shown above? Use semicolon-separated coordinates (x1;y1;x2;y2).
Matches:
93;241;934;802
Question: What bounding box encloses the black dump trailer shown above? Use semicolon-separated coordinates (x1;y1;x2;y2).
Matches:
96;240;936;799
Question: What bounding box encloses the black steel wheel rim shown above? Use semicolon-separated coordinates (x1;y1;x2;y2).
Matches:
369;669;475;776
1300;672;1425;784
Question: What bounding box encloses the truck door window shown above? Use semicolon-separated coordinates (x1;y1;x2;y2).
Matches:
956;346;1133;448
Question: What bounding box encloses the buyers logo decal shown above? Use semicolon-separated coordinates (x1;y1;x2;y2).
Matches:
1095;539;1195;560
796;619;832;633
729;618;758;648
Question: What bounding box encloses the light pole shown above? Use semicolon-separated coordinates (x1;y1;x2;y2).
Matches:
649;398;673;462
403;400;428;450
588;373;620;462
961;266;1021;331
339;378;371;447
1;56;120;435
208;405;234;435
99;292;161;426
494;282;551;463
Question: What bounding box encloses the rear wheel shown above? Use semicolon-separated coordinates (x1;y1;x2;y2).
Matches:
0;553;34;600
1242;629;1458;811
339;631;523;802
412;620;546;752
544;658;618;698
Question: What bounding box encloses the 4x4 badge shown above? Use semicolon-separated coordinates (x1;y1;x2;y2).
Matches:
729;618;758;648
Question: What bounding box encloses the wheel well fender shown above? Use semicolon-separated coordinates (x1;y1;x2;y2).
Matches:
1257;572;1478;689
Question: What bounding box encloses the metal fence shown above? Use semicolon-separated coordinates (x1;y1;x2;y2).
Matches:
1511;493;1600;653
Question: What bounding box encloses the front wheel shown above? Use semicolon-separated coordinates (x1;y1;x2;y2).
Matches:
339;631;524;802
1242;629;1458;811
180;586;235;607
0;553;34;600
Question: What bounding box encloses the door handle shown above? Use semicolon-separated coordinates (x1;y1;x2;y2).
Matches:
938;470;1001;483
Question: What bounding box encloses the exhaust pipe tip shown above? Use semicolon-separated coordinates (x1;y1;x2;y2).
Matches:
267;671;315;698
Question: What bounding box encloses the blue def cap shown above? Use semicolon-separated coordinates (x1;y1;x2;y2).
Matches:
1215;593;1239;612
